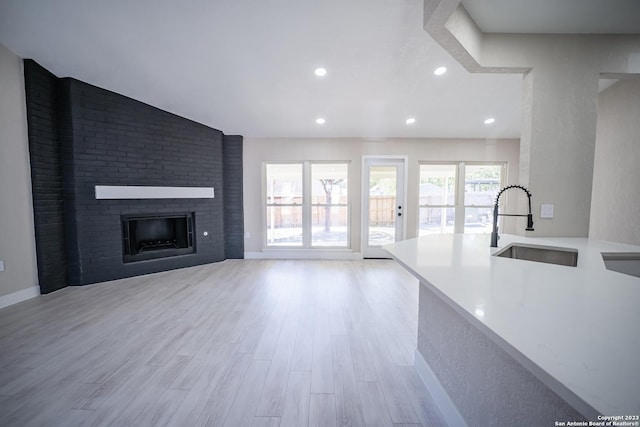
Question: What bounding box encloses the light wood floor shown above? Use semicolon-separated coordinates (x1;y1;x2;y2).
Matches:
0;259;446;427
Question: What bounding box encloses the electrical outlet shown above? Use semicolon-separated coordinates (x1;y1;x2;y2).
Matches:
245;232;251;239
540;204;554;219
0;261;4;272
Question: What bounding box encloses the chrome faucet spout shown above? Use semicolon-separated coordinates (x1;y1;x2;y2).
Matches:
490;185;534;248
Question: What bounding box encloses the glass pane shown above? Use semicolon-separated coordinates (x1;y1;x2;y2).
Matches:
266;206;302;246
311;163;348;204
419;207;455;235
419;164;456;206
312;206;348;247
368;166;396;246
464;165;501;206
265;163;303;205
464;207;494;234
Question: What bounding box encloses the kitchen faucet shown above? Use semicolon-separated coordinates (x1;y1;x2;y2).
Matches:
490;185;534;247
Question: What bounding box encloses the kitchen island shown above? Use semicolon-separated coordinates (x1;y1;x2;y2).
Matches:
384;234;640;427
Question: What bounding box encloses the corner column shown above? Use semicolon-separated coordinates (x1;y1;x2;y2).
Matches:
519;50;600;236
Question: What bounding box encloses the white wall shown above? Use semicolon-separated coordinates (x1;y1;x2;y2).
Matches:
243;137;519;254
589;79;640;245
0;43;39;306
475;35;608;238
424;0;640;238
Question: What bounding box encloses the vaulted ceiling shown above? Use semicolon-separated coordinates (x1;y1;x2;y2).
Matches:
1;0;638;139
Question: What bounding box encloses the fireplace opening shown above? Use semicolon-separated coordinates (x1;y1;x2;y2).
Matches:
122;213;195;263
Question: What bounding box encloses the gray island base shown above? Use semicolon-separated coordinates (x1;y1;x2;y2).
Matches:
384;233;640;427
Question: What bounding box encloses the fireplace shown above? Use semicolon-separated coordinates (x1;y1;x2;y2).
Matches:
122;213;195;263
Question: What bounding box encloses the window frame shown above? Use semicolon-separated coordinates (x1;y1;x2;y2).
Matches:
418;161;506;235
310;162;350;248
263;161;351;249
264;162;304;247
462;162;506;234
417;162;459;235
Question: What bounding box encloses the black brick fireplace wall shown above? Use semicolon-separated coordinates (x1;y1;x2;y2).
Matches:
23;61;68;294
24;60;244;292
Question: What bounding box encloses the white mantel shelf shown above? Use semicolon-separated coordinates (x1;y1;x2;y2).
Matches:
95;185;214;199
384;233;640;417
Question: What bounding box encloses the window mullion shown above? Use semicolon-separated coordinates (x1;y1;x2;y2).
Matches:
303;161;312;248
454;162;466;233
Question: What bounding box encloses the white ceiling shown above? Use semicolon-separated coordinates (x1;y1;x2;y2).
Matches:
0;0;525;139
0;0;636;140
462;0;640;34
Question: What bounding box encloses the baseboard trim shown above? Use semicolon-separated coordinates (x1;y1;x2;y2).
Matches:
244;250;362;260
0;286;40;310
414;349;468;427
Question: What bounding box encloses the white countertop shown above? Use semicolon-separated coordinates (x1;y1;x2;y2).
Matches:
384;233;640;417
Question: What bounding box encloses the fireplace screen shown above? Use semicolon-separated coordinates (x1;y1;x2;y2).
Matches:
122;213;194;262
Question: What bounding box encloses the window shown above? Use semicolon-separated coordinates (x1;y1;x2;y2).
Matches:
419;162;505;235
311;164;349;247
265;162;349;248
418;164;456;235
265;163;303;246
463;164;503;234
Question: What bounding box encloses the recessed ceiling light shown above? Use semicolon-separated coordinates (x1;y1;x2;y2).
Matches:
316;118;326;124
434;66;447;76
484;118;495;125
314;67;327;77
406;118;416;125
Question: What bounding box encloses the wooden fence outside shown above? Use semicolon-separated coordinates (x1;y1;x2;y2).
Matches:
268;196;397;227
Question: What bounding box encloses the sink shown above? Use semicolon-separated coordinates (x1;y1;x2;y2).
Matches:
493;243;578;267
601;252;640;278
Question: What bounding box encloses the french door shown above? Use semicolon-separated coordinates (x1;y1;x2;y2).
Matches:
361;156;406;258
